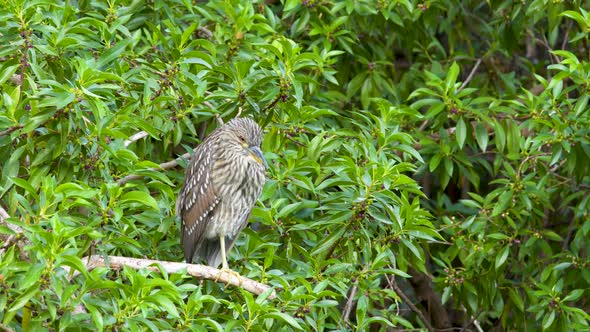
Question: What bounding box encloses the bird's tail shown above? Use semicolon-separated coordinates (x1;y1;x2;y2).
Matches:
195;236;234;268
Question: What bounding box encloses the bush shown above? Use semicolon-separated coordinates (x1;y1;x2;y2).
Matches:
0;0;589;330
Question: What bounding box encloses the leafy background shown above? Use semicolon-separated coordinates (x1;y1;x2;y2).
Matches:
1;0;590;330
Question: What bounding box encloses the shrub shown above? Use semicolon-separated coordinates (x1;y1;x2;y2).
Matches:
0;0;589;330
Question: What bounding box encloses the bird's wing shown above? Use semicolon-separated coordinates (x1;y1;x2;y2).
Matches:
177;142;220;263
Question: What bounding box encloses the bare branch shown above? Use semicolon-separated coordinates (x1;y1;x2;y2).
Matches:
457;58;482;93
341;282;358;323
561;21;573;51
516;153;550;180
124;131;149;147
0;322;14;332
67;255;276;299
0;206;9;221
473;318;484;332
196;26;213;39
0;206;28;257
0;125;23;138
386;274;434;332
116;151;193;186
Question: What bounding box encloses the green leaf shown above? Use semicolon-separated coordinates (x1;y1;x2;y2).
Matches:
8;287;39;313
401;238;423;261
97;39;132;68
508;288;524;312
475;122;488;151
148;294;179;318
494;119;506;152
10;177;39;201
277;202;303;218
311;226;346;257
121;191;159;211
356;294;368;324
442;287;452;304
446;62;460;92
264;312;303;330
563;289;584;302
491;190;512;217
429;153;442;172
495;246;510;269
456;116;467;149
0;65;19;86
542;310;556;329
86;304;104;331
283;0;301;12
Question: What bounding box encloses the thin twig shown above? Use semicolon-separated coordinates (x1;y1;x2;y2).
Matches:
0;323;14;332
66;255;276;299
0;206;9;221
341;283;358;323
516;153;549;180
538;35;560;64
0;125;23;137
387;275;434;332
117;151;193;186
561;21;573;50
196;26;213;39
418;119;429;132
284;135;305;147
0;206;19;256
457;58;482;93
124;131;148;147
473;318;484;332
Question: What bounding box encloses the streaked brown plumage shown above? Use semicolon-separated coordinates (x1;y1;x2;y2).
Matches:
176;117;266;269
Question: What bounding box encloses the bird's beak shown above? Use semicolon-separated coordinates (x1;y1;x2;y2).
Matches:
249;146;267;168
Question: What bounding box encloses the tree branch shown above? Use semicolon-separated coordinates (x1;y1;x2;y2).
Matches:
406;268;452;329
116;151;193;186
341;282;358;323
386;274;434;332
123;131;149;147
68;255;276;299
457;58;482;93
0;206;27;257
0;125;23;138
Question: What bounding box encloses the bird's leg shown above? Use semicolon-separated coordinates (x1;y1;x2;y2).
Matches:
220;235;229;270
215;235;243;286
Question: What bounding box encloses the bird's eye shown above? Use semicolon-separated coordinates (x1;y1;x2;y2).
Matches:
239;136;246;143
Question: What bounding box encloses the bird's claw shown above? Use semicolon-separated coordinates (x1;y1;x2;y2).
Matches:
215;268;243;286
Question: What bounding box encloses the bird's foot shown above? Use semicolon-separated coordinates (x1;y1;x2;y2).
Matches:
215;268;243;286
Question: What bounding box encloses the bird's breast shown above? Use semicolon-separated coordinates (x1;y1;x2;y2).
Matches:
205;153;265;238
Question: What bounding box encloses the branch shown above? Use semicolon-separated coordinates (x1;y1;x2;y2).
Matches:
341;282;358;323
516;153;550;180
0;125;23;138
406;268;452;329
68;255;276;299
123;131;148;147
0;206;27;257
386;274;434;332
117;113;232;185
116;151;192;186
457;58;482;93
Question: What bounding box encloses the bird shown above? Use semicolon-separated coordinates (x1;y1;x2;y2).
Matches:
176;117;266;270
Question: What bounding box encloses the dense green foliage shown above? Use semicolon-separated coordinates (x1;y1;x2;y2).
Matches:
1;0;590;330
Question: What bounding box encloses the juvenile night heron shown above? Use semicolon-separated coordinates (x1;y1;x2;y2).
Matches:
176;117;266;270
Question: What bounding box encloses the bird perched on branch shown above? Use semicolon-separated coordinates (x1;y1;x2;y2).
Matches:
176;117;266;270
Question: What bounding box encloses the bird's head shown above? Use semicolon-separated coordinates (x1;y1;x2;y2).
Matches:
225;117;267;168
